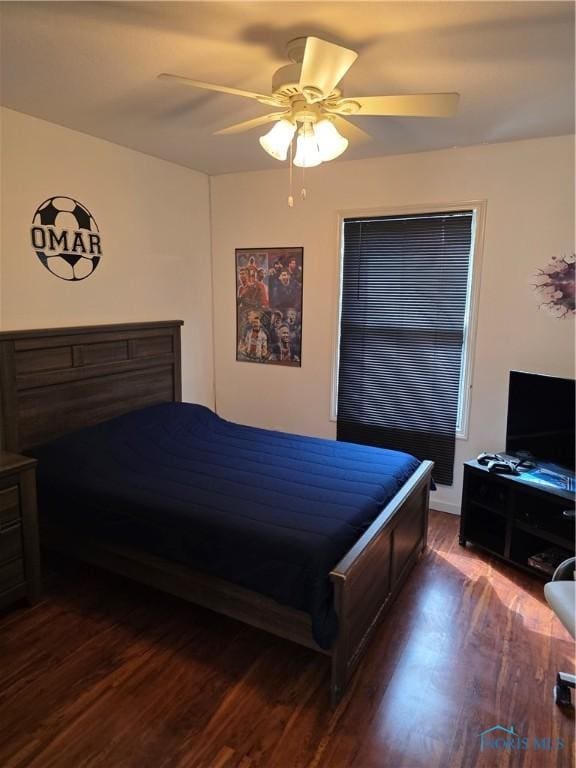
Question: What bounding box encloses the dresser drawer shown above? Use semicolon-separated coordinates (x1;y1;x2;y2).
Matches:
0;557;25;593
0;486;20;528
0;523;23;564
0;453;41;607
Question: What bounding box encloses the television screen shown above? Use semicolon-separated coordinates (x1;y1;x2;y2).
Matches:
506;371;575;471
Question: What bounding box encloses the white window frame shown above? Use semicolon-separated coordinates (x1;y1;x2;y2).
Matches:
329;200;487;440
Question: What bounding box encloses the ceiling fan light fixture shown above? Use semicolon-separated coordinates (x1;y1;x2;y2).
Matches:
293;124;322;168
259;119;296;161
315;118;349;161
160;35;460;186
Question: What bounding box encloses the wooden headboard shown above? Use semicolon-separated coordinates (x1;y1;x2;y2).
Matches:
0;320;183;452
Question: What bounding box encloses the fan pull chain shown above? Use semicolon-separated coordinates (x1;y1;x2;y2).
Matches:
287;140;294;208
301;164;307;201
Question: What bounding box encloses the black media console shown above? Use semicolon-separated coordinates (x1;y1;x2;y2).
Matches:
459;459;575;578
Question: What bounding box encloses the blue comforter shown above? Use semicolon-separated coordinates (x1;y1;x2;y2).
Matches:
31;403;420;647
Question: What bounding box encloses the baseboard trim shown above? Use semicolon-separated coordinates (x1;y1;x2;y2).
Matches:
429;499;461;515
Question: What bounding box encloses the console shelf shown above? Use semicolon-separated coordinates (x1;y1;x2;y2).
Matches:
459;460;575;578
470;500;507;519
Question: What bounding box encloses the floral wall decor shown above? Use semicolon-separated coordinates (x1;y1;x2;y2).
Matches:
531;254;575;318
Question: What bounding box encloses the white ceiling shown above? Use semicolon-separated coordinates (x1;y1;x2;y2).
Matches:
1;1;573;175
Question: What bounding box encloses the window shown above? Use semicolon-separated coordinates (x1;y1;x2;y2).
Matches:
333;204;483;486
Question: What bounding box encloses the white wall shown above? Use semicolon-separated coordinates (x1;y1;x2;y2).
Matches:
0;107;214;406
2;110;572;512
210;135;575;513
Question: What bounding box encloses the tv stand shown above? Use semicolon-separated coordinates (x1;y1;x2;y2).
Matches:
459;459;575;578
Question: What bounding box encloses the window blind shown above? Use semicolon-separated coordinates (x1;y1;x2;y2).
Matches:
336;211;473;485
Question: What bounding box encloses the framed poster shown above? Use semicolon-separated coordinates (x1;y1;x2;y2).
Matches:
236;246;303;366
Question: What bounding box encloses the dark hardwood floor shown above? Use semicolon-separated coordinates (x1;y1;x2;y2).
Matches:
0;510;573;768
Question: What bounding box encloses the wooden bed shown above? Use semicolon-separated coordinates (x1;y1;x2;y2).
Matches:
0;320;433;706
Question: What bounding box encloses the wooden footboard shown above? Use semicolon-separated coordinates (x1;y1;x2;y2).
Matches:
329;460;433;705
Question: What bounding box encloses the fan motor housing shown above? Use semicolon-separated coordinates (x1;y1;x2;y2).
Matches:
271;63;301;97
272;62;344;110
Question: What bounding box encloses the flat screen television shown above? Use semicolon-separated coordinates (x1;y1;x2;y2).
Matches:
506;371;575;472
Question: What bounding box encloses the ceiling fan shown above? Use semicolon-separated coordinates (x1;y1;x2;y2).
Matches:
158;36;459;169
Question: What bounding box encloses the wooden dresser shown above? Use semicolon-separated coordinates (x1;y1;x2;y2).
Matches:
0;452;42;609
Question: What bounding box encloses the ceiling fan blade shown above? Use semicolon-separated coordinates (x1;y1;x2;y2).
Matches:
342;93;460;117
157;73;281;107
214;113;288;135
299;37;358;99
332;116;372;145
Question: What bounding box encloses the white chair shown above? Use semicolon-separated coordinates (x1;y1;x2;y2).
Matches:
544;557;576;706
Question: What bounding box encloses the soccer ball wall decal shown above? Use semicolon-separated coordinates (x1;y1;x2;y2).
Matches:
30;196;102;281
